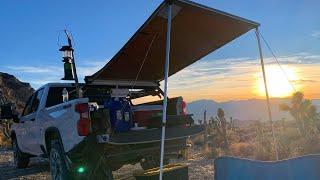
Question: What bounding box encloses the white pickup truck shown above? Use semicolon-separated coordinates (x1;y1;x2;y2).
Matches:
7;82;202;179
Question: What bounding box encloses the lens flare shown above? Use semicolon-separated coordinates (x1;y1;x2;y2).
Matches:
255;65;298;98
77;166;85;173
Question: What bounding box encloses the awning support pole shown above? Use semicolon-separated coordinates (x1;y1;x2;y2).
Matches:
159;3;172;180
255;28;279;160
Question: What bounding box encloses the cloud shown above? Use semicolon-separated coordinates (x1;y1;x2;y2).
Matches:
0;60;108;88
167;53;320;94
76;61;107;77
292;79;318;83
2;53;320;95
312;31;320;39
4;66;61;73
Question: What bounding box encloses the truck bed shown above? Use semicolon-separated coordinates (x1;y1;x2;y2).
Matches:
108;125;203;145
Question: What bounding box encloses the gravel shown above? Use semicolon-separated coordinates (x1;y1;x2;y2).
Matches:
0;148;214;179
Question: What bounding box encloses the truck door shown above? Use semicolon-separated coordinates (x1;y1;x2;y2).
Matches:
19;88;44;155
16;93;35;153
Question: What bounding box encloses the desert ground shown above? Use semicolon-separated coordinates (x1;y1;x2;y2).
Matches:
0;147;214;180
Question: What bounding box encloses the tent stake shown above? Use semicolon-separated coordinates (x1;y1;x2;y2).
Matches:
255;28;279;161
159;3;172;180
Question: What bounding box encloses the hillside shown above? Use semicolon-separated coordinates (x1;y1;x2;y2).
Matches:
0;72;34;113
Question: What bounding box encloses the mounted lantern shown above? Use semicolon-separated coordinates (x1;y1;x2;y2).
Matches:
59;30;81;98
60;45;74;80
60;45;73;59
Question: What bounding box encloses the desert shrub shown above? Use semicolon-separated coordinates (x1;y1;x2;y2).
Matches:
229;142;254;158
276;127;299;159
253;122;274;160
227;130;241;143
0;132;11;148
192;134;204;147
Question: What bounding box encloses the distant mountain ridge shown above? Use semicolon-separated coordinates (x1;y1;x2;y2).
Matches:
187;98;320;122
0;72;34;113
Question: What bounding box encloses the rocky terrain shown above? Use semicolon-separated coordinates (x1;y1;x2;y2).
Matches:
0;72;34;113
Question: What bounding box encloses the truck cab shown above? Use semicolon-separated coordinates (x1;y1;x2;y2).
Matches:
11;83;86;155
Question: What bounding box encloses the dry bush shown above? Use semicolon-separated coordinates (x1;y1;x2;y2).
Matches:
0;132;11;148
229;142;254;158
277;127;300;159
253;141;273;160
202;143;215;158
192;134;204;147
227;130;241;143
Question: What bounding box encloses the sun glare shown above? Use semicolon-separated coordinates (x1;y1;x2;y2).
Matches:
255;65;298;98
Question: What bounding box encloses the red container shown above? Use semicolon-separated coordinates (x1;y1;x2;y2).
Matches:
132;105;162;127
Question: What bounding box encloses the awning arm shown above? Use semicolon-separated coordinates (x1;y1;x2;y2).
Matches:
255;28;279;160
159;2;172;180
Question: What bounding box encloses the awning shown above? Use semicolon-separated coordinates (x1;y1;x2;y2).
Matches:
85;0;259;84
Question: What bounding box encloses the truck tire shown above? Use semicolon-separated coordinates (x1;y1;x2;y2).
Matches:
49;140;70;180
12;138;30;169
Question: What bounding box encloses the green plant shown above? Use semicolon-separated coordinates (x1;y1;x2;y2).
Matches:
209;108;229;150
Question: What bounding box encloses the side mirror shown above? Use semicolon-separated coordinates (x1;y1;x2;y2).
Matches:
12;114;19;123
0;105;13;119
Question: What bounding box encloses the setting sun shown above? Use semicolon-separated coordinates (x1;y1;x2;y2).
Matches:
255;65;298;98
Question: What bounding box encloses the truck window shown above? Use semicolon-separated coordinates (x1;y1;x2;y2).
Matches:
45;87;76;108
31;88;44;112
22;93;35;116
22;88;45;116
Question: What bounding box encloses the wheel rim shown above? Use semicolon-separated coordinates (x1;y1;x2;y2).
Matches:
50;150;62;180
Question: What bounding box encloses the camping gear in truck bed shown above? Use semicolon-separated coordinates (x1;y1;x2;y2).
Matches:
146;114;194;128
104;97;133;132
132;105;163;127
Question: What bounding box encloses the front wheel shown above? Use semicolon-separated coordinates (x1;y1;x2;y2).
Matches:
12;138;30;169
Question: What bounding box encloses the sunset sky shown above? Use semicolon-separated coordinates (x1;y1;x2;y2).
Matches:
1;0;320;102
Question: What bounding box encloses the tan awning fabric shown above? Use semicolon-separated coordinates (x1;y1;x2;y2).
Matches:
85;0;259;84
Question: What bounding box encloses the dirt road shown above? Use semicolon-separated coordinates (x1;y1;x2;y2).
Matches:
0;148;214;179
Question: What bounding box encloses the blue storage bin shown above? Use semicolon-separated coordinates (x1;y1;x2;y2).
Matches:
104;97;133;132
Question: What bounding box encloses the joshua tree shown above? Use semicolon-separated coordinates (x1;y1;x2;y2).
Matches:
279;92;319;137
212;108;229;150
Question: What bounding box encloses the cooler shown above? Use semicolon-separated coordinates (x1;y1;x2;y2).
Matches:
132;105;163;127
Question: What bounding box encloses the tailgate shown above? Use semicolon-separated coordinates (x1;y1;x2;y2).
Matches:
108;125;203;145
